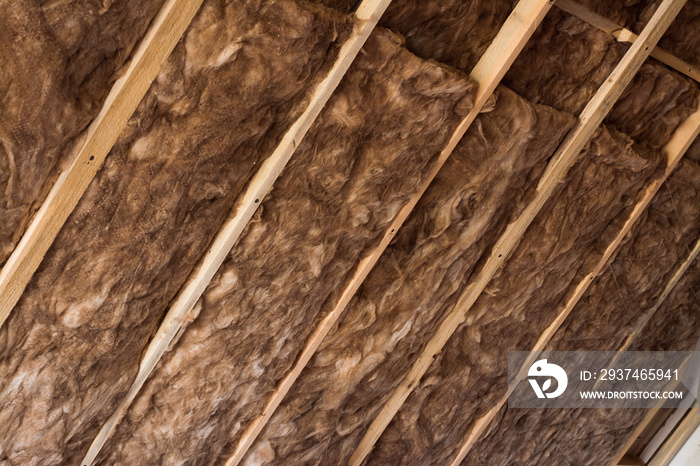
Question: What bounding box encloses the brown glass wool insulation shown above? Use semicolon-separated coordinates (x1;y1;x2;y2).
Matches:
461;404;647;466
686;136;700;164
502;8;699;150
631;256;700;352
242;86;575;466
0;0;165;266
365;127;662;465
0;1;353;464
549;159;700;353
462;261;700;466
96;28;477;466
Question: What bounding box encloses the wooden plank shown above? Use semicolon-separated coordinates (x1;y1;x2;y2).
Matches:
649;404;700;466
451;78;700;466
610;366;690;465
220;2;556;464
618;455;645;466
79;2;390;465
347;1;689;464
641;395;696;462
0;0;205;328
556;0;700;83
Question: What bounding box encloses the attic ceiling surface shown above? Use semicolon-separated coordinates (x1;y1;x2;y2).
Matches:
0;0;699;465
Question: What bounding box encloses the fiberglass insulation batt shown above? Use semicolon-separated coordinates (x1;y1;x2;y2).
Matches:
462;257;700;466
367;126;663;465
461;161;700;466
0;0;353;463
503;8;699;150
0;0;165;266
97;28;477;465
243;85;576;465
549;159;700;352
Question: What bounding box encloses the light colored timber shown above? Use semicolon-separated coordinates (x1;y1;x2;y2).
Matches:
80;1;391;464
610;372;690;466
222;1;556;464
451;75;700;466
347;1;689;464
649;404;700;466
0;0;205;329
556;0;700;83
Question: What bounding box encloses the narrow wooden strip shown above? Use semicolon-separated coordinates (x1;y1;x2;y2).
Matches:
640;395;696;462
0;0;205;328
556;0;700;83
450;52;700;466
348;1;688;464
649;404;700;466
610;372;690;465
79;2;390;465
221;2;556;465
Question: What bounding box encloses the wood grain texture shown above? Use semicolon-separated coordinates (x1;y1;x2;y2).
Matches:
0;0;204;329
350;1;689;463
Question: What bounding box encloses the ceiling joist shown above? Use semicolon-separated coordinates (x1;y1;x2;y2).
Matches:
347;1;689;463
80;1;391;464
221;1;557;464
0;0;205;329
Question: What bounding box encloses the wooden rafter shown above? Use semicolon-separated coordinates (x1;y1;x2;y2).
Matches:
220;1;556;464
79;1;391;464
610;371;690;466
347;1;689;464
556;0;700;83
648;404;700;466
450;83;700;466
0;0;205;328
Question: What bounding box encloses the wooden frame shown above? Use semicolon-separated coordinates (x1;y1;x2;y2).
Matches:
221;1;557;464
79;1;391;464
649;404;700;466
346;1;690;464
451;76;700;466
0;0;205;328
555;0;700;83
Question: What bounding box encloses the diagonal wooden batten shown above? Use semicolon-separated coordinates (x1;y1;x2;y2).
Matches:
0;0;205;329
449;47;700;466
220;1;557;464
347;1;689;464
79;1;391;464
648;404;700;466
609;362;691;466
556;0;700;83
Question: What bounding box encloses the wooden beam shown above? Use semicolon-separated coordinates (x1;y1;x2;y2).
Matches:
220;2;556;464
610;374;690;465
649;404;700;466
0;0;205;328
347;1;689;464
80;1;390;464
451;76;700;466
618;455;645;466
556;0;700;83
